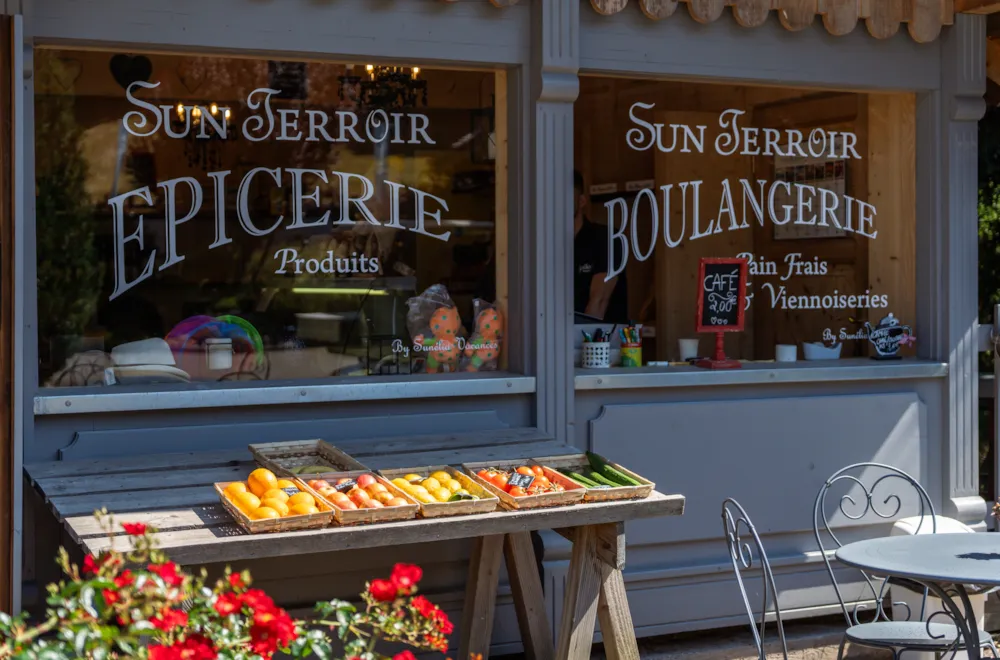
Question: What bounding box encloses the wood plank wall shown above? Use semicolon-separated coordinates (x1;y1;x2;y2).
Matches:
0;14;14;613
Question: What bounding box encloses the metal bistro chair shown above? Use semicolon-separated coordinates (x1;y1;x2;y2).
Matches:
722;498;790;660
813;462;998;660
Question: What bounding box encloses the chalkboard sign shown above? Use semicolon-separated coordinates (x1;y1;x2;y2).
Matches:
508;472;535;489
695;258;748;333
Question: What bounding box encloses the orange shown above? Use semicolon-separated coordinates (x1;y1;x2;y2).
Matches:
247;468;278;497
250;507;280;520
276;479;296;489
261;488;290;503
287;492;315;508
224;482;248;498
289;503;319;516
233;491;261;513
261;499;290;516
386;497;408;507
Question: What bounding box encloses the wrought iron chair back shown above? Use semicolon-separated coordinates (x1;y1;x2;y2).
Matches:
812;462;936;629
722;498;789;660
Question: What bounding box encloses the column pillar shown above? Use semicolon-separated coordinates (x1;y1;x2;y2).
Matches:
531;0;578;444
920;13;987;524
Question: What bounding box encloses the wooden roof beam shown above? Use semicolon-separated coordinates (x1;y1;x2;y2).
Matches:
958;0;1000;13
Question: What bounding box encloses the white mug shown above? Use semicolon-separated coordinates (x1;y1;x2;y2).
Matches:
678;338;700;361
775;344;797;362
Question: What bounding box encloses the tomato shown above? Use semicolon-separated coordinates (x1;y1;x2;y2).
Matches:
516;466;534;476
531;465;545;478
477;469;491;481
508;486;527;497
553;483;565;492
535;476;551;489
492;472;510;490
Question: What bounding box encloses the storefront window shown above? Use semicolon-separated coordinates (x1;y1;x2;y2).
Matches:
35;50;503;387
573;77;916;368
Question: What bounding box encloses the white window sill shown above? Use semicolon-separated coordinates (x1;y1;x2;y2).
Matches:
33;372;535;415
574;358;948;391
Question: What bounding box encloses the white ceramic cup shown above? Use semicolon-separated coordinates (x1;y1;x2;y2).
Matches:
775;344;797;362
678;338;700;361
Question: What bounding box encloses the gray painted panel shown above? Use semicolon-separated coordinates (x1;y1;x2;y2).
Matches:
28;394;533;462
579;8;940;92
30;0;530;66
589;393;925;546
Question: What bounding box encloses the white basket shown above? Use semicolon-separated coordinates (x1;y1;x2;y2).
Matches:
582;342;611;369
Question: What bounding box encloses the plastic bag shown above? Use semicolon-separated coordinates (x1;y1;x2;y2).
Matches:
461;299;504;372
405;284;463;373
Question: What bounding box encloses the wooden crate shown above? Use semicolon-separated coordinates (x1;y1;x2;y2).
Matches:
249;440;368;479
299;471;420;526
215;479;335;534
533;453;654;502
462;459;585;510
378;465;499;518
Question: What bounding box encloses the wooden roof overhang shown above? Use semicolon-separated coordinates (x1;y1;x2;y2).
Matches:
454;0;999;44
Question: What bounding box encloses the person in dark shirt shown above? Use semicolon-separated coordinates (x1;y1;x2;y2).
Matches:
573;171;628;323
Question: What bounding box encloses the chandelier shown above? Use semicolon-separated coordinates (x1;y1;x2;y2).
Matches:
171;102;236;170
338;65;428;111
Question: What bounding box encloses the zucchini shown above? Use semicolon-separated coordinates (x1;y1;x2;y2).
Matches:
599;465;642;487
586;471;621;488
563;470;600;488
586;451;642;486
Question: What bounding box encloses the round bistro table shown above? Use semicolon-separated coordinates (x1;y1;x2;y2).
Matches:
836;534;1000;660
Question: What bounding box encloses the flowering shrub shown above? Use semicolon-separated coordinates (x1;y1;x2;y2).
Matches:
0;513;454;659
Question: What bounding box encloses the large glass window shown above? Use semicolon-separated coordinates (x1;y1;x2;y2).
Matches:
573;77;916;367
35;50;504;387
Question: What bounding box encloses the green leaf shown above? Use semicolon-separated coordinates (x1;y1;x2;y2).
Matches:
79;586;98;618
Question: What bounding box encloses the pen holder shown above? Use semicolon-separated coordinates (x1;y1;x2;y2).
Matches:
620;344;642;368
582;342;611;369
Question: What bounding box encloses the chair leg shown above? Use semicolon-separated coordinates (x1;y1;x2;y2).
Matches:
836;635;848;660
987;639;1000;659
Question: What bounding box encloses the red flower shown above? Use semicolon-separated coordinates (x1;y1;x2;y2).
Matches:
83;555;99;575
148;561;184;587
177;635;217;660
432;607;454;634
148;645;180;660
113;570;134;589
411;595;436;619
425;633;448;652
369;578;399;602
151;608;188;631
391;563;422;592
214;592;242;617
121;522;147;536
240;588;275;613
227;573;244;590
101;589;120;606
393;652;418;660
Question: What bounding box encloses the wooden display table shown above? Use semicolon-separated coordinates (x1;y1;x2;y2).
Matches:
25;431;685;660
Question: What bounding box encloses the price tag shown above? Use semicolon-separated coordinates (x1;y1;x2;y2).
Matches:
508;472;535;489
334;479;357;493
282;487;300;497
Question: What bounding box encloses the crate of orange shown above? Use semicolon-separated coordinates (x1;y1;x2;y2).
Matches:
462;459;585;510
216;468;335;534
301;471;419;526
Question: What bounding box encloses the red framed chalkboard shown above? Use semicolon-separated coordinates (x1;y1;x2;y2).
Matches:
695;257;748;334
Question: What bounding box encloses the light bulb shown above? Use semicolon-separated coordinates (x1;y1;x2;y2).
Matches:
224;108;231;120
412;67;420;78
192;106;202;118
210;103;219;115
176;103;185;117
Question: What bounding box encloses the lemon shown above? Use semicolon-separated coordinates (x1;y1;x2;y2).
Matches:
433;487;452;502
415;492;436;504
403;473;423;483
455;488;470;496
410;485;430;496
421;477;441;492
392;478;411;489
430;471;452;483
446;479;463;493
